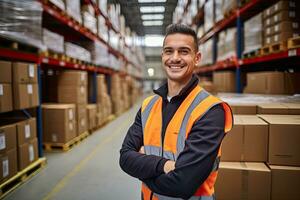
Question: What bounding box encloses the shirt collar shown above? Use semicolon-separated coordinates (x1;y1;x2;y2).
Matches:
154;75;199;101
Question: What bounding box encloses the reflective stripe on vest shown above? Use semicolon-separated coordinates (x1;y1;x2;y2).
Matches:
141;85;233;200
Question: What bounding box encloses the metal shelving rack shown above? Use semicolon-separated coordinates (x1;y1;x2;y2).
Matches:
0;0;143;157
191;0;299;92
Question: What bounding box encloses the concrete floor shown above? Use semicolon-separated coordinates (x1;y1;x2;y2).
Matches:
4;103;141;200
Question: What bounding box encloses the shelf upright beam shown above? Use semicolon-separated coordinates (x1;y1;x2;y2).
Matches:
92;71;97;103
236;3;243;93
37;62;43;157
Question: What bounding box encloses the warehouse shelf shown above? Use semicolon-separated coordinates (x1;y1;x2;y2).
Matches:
0;48;40;63
195;48;300;73
199;0;276;44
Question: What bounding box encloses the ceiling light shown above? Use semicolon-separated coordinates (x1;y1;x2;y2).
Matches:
142;14;164;20
140;6;165;13
143;20;163;26
138;0;167;2
144;35;164;47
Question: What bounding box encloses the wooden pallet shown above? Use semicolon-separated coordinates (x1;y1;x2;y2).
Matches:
43;131;89;152
288;36;300;49
0;37;39;54
40;50;66;61
270;41;287;53
0;158;46;199
261;45;271;55
243;49;261;58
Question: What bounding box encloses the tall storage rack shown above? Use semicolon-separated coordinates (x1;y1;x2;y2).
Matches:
0;0;142;158
181;0;300;93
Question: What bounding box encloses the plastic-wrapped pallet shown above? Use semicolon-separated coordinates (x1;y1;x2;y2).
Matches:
48;0;65;10
199;39;213;66
224;27;237;59
0;0;45;50
109;30;119;50
85;41;110;67
198;0;206;8
82;12;97;34
64;0;82;24
42;28;64;54
204;0;214;32
98;15;109;42
244;13;263;54
217;30;226;61
98;0;107;16
64;42;91;63
215;0;224;23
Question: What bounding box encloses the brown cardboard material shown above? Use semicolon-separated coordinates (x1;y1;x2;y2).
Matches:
58;85;87;104
213;71;236;93
229;103;257;114
283;103;300;114
265;31;299;45
0;61;12;83
86;104;97;130
15;118;37;146
221;115;268;162
13;83;39;110
264;10;298;27
269;165;300;200
0;84;13;113
244;72;285;94
42;104;76;143
257;103;290;114
258;115;300;166
0;148;17;183
12;62;37;83
215;162;271;200
58;70;87;86
18;138;38;171
285;72;300;94
263;1;298;18
76;104;88;135
0;124;17;153
265;21;300;36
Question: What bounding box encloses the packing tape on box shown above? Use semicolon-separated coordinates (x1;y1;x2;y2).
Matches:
241;162;249;200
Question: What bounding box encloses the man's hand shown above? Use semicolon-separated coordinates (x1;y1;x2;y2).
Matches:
139;146;145;154
164;160;175;174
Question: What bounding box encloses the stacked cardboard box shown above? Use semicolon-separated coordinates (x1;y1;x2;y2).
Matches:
58;71;88;135
0;61;13;113
110;74;124;115
86;104;97;130
263;1;300;45
257;103;300;115
13;62;39;110
213;71;236;93
96;74;112;125
42;104;76;143
0;123;17;183
122;77;130;110
244;71;300;95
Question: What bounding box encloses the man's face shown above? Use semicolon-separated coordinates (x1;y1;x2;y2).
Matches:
162;33;201;83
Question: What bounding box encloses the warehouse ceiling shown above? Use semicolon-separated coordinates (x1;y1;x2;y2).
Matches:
110;0;178;36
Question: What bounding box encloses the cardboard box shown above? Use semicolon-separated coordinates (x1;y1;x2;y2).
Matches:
76;104;87;135
215;162;271;200
258;115;300;166
269;165;300;200
42;104;76;143
18;138;38;171
213;71;236;93
0;124;17;153
0;148;17;182
265;21;300;36
285;72;300;94
16;118;37;146
264;10;298;27
0;84;13;113
244;72;285;94
86;104;97;130
265;31;299;45
58;85;87;104
0;61;12;83
58;70;87;86
222;115;268;162
13;83;39;110
12;62;37;83
229;103;257;114
263;1;298;19
257;103;290;114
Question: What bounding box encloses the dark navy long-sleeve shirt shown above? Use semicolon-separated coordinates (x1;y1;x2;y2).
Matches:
119;75;226;199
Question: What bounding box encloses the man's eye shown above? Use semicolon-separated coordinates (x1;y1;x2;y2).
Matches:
180;50;189;55
164;50;172;54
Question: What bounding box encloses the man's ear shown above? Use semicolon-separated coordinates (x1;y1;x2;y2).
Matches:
195;52;201;64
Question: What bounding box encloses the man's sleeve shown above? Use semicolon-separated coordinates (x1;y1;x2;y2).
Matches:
142;104;225;199
119;108;168;179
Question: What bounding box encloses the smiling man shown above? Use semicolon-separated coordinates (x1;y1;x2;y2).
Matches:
120;24;233;200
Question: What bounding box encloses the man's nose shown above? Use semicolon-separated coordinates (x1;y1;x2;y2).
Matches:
171;51;180;61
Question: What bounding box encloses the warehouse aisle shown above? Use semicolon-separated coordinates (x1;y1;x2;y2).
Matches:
4;103;141;200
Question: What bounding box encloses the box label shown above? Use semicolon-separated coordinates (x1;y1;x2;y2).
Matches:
266;28;271;35
29;144;34;162
69;109;73;120
0;84;3;96
2;158;9;178
274;25;279;32
29;64;35;78
81;73;85;81
274;4;278;12
27;84;33;94
69;122;73;131
25;124;31;139
80;86;84;94
293;23;299;29
52;134;57;142
81;119;85;126
0;133;6;150
266;19;270;26
274;35;279;42
289;11;295;18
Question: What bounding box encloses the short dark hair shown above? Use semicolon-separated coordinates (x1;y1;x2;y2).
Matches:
164;24;198;52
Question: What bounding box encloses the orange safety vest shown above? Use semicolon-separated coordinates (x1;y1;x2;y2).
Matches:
141;85;233;200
